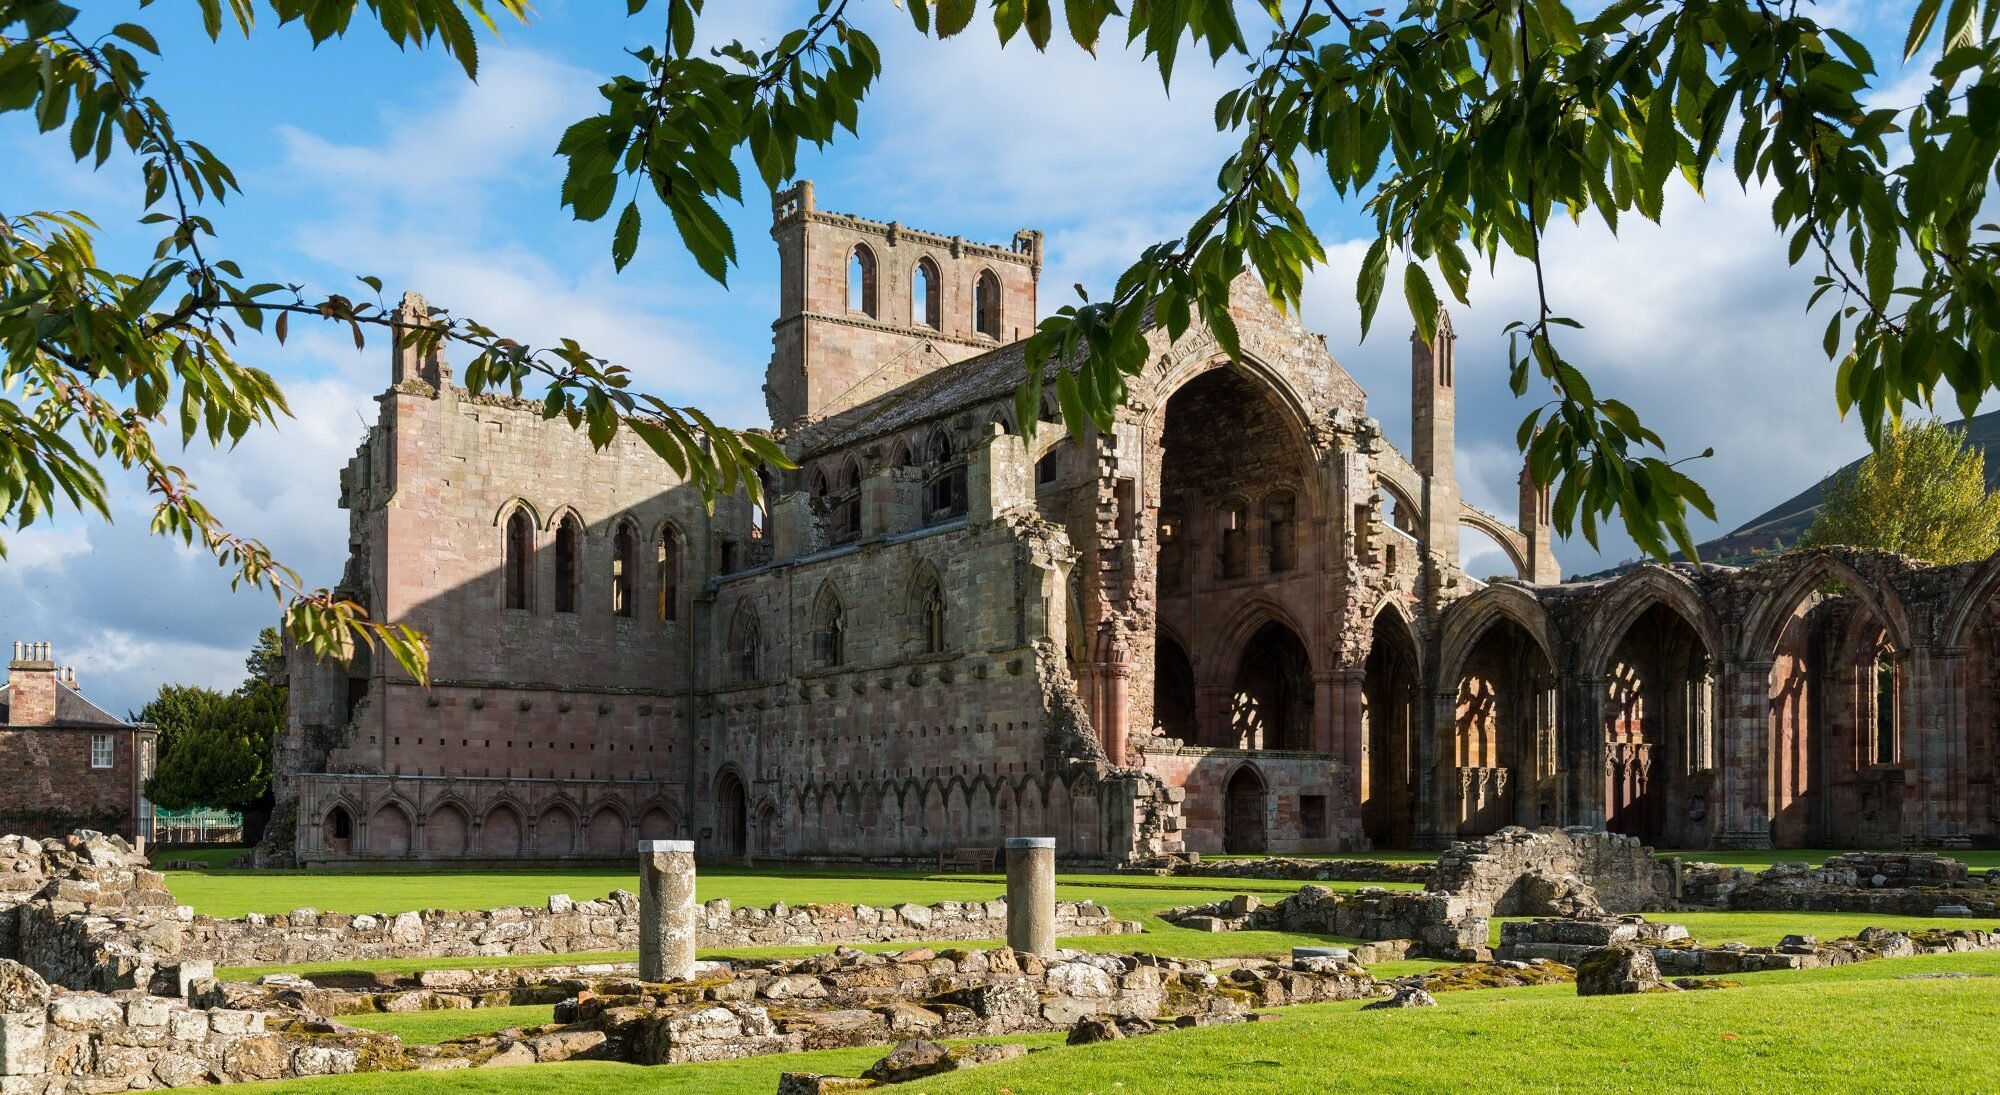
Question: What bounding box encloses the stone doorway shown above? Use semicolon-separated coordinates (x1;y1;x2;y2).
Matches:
1224;766;1267;854
716;773;747;861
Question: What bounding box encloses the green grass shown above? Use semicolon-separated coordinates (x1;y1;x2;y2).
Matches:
206;951;2000;1094
344;1004;562;1045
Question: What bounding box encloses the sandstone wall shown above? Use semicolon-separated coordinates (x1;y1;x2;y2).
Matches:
1428;826;1671;915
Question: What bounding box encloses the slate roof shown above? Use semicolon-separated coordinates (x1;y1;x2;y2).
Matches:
0;680;132;729
795;337;1044;459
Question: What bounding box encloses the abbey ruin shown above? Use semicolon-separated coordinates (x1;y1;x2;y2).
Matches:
276;181;2000;866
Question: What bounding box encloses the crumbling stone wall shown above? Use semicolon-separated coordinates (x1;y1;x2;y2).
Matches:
1164;885;1487;962
1497;916;2000;975
1428;827;1670;915
1680;852;1999;916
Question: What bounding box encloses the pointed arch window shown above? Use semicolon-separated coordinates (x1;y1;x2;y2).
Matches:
923;430;966;524
1157;512;1185;592
916;571;948;654
849;245;879;318
834;457;862;542
812;586;846;667
730;606;762;682
1265;492;1298;573
656;530;681;622
973;270;1002;339
1873;647;1899;765
1218;503;1248;580
504;509;535;611
913;257;941;329
553;514;583;613
611;522;636;617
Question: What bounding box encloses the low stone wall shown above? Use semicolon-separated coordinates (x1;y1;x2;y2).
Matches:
1164;885;1487;961
2;832;1134;988
167;896;1133;969
0;959;401;1093
1429;827;1671;915
1163;858;1432;886
1496;916;2000;975
1681;853;2000;917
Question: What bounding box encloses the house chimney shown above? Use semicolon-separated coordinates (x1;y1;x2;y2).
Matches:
6;641;59;726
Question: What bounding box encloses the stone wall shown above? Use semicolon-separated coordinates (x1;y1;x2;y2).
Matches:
0;959;401;1093
1497;916;2000;975
1159;856;1432;885
1427;827;1671;915
1165;885;1487;962
1680;853;1999;917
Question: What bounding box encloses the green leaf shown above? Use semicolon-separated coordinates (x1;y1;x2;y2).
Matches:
1403;262;1439;346
613;200;642;271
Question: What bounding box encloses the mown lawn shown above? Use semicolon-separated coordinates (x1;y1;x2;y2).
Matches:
210;950;2000;1094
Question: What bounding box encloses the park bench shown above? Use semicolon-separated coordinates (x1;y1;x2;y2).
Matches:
937;847;999;873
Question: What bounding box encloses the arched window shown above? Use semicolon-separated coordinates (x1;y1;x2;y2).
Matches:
1036;447;1060;488
1265;492;1298;573
504;509;535;611
915;569;947;654
923;430;966;523
730;605;761;682
1218;503;1248;580
1039;391;1061;424
656;531;680;621
834;457;862;542
813;586;845;667
553;514;582;613
1874;647;1898;765
912;257;940;328
888;439;914;468
611;522;636;617
973;270;1002;339
849;245;878;317
1157;512;1185;592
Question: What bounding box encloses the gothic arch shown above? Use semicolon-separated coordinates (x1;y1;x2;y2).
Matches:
368;799;415;857
542;503;588;533
481;800;525;855
1738;553;1914;662
912;255;942;328
1437;584;1557;685
1201;595;1316;680
422;796;474;857
1578;565;1724;678
1141;350;1321;460
1458;509;1532;579
584;801;629;855
849;243;880;318
811;581;847;667
1944;548;2000;647
491;497;543;528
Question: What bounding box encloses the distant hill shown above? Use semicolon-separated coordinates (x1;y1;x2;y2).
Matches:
1579;408;2000;579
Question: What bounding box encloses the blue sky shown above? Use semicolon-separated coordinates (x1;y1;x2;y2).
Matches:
1;0;1938;715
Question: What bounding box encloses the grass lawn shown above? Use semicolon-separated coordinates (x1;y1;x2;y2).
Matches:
209;950;2000;1094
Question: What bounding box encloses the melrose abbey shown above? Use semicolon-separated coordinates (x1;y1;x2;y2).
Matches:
276;182;2000;867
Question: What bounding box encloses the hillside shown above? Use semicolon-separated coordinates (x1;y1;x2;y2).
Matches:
1579;409;2000;579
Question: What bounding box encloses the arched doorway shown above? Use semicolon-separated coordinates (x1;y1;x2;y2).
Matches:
1601;602;1713;846
1231;622;1313;750
1450;617;1556;837
323;805;353;855
716;773;747;861
1363;609;1421;848
1224;767;1267;854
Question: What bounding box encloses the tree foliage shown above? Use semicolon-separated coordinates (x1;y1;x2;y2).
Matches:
1800;418;2000;564
5;0;2000;675
135;675;284;812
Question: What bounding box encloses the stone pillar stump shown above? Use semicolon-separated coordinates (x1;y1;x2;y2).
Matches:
1005;836;1056;956
638;839;697;982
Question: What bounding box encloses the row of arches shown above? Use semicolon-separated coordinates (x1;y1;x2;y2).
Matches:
752;772;1112;859
847;245;1003;340
1358;551;1996;850
319;797;678;858
499;503;685;622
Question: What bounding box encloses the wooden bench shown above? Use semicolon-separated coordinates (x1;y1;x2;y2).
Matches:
937;847;999;873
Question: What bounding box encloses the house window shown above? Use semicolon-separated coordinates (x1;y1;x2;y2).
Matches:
90;734;113;770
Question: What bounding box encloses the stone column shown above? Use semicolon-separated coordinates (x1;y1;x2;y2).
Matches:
638;839;698;982
1004;836;1057;956
1716;661;1774;849
1099;661;1133;766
